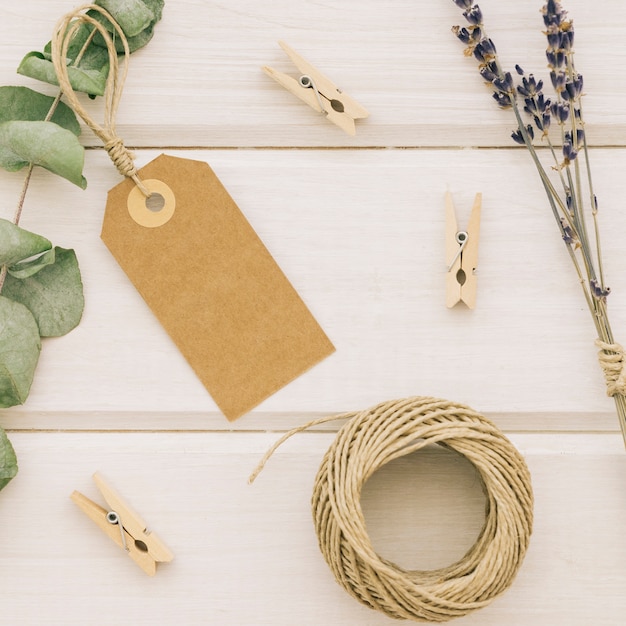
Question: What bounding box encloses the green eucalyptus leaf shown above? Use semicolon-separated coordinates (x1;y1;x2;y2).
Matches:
17;51;107;97
8;248;56;279
96;0;155;37
0;121;86;188
0;427;18;491
2;247;84;338
0;86;80;135
0;295;41;408
0;218;52;266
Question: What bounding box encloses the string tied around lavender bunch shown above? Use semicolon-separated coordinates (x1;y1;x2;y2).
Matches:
596;340;626;397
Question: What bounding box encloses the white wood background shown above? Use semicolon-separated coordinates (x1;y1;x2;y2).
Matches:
2;1;626;624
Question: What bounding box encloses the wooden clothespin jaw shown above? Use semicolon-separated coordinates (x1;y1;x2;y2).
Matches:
262;41;369;135
71;472;173;576
445;191;482;309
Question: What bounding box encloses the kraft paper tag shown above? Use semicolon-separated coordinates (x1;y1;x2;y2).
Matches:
101;154;334;420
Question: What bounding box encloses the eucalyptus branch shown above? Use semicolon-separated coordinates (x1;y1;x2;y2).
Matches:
0;25;91;294
0;91;62;294
0;0;166;491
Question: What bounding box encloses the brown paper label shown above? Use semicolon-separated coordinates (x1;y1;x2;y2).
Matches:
101;154;334;420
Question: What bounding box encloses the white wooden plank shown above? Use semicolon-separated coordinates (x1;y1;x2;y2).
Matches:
0;431;624;625
2;148;625;428
0;1;625;147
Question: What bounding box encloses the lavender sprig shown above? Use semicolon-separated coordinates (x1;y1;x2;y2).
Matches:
451;0;626;441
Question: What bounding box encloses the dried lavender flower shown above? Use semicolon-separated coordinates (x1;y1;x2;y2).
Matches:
546;49;566;69
463;5;483;25
492;91;512;108
511;125;534;144
591;278;611;302
493;71;514;94
550;70;567;92
551;101;570;124
473;37;497;62
562;138;578;162
560;217;577;245
563;74;583;101
542;0;568;27
452;25;473;45
450;0;626;442
480;62;499;83
517;74;543;98
523;93;549;116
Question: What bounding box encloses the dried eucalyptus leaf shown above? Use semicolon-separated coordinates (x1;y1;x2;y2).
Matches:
96;0;155;37
18;0;163;92
8;247;56;279
17;51;107;97
0;295;41;408
68;38;111;73
0;218;52;266
91;0;164;53
0;86;80;135
0;121;86;188
0;428;18;491
42;24;111;74
138;0;164;22
2;247;84;338
124;23;158;53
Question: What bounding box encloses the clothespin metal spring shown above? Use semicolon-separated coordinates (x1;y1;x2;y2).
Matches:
106;510;129;551
298;75;345;114
447;230;469;272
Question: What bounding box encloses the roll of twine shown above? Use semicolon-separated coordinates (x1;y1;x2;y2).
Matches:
50;4;149;196
250;396;533;623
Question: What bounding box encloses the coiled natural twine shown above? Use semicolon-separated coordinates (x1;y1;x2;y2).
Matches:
250;396;533;622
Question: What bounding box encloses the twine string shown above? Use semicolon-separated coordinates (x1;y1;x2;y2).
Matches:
249;412;352;484
596;339;626;396
250;396;533;623
50;4;149;196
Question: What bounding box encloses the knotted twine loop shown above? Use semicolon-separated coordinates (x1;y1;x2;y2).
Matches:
250;396;533;623
50;4;149;196
595;339;626;396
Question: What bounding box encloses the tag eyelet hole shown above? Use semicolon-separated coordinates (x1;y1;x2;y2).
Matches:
146;192;166;213
127;179;176;228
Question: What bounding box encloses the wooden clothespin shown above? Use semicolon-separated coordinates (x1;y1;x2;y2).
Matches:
263;41;369;135
71;472;173;576
445;191;482;309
